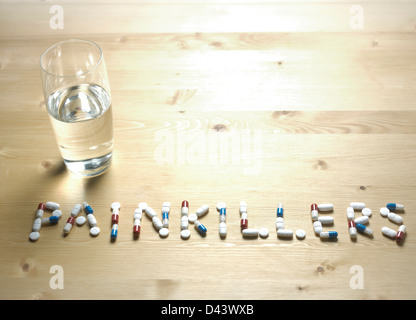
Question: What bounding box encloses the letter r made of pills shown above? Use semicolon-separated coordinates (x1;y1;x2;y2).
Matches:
349;265;364;290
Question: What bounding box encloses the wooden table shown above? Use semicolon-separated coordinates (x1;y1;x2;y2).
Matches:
1;1;416;300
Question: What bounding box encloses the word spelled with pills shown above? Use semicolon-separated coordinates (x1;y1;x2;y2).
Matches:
29;200;407;245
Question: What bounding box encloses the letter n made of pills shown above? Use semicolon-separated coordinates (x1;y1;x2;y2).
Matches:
349;265;364;289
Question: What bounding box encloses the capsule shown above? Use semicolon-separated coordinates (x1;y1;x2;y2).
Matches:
181;200;189;216
194;220;207;234
346;207;355;221
388;212;403;224
310;203;318;221
313;221;322;235
275;217;284;230
83;202;93;215
162;212;169;228
196;204;209;218
219;207;226;223
87;214;97;227
317;203;333;211
381;227;397;239
32;218;42;232
45;201;60;211
133;208;143;221
277;229;293;238
348;220;357;238
318;216;334;225
240;212;248;230
354;216;369;225
70;204;82;217
320;231;338;239
242;228;258;238
219;222;227;238
386;203;404;211
276;203;284;218
63;216;76;234
356;223;373;236
111;202;121;224
395;225;406;244
41;216;59;225
152;216;163;230
111;224;118;240
36;203;46;218
350;202;365;210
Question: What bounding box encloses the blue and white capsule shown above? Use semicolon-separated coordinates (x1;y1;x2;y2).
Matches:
111;224;118;240
319;231;338;239
162;202;170;228
219;207;226;222
276;203;284;218
83;202;94;215
386;203;404;211
41;216;60;225
195;220;207;234
356;223;373;236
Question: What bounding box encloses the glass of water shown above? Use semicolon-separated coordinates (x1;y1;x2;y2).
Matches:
40;39;113;177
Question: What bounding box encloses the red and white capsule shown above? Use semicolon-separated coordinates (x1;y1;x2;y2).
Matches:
348;220;357;238
36;203;46;219
63;216;76;235
310;203;318;221
395;225;406;244
181;200;189;216
111;202;121;224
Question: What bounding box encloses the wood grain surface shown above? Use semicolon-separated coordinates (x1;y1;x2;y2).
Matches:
0;1;416;300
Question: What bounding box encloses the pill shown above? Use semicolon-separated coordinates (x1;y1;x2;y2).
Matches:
242;228;258;238
159;226;170;238
346;207;355;221
295;229;306;240
51;210;62;218
395;225;406;244
354;216;369;225
317;203;333;211
152;216;163;230
356;223;373;236
381;227;397;239
111;202;121;224
87;214;97;227
275;217;284;230
348;220;357;238
181;200;189;216
196;204;209;217
388;212;403;224
83;202;93;215
386;203;404;211
76;216;86;226
138;202;148;210
133;208;143;221
313;221;323;235
41;216;59;225
29;231;40;242
181;216;189;230
361;208;372;217
36;203;45;218
240;212;248;230
180;229;191;240
277;229;293;238
239;201;247;214
258;228;269;238
276;203;283;218
63;216;76;234
188;214;198;223
133;219;141;236
380;207;390;217
111;202;121;211
310;203;318;221
70;204;82;217
45;201;60;211
318;216;334;225
194;220;207;234
350;202;365;210
219;207;226;222
216;202;226;211
111;224;118;240
89;226;100;236
162;212;169;228
145;207;157;219
32;218;42;232
219;222;227;238
320;231;338;239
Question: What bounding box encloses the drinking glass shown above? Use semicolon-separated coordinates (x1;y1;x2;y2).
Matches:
40;39;113;177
